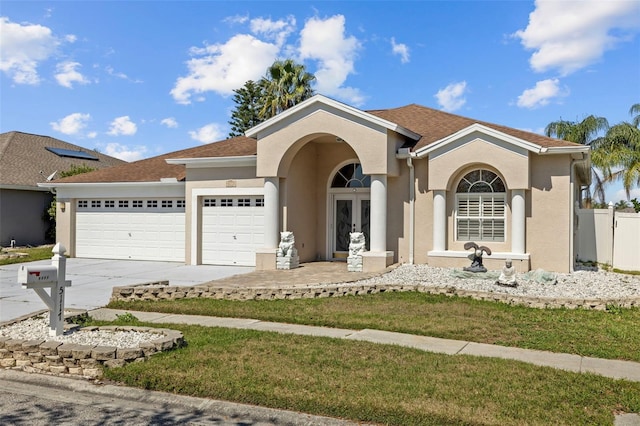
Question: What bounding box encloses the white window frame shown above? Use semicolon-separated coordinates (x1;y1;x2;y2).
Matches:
455;193;505;242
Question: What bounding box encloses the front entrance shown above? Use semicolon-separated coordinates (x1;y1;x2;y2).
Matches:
332;194;370;257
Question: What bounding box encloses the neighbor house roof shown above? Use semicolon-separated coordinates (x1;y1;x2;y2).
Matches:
0;131;126;190
50;100;582;185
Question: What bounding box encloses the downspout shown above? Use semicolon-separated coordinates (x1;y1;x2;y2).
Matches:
407;155;415;265
397;148;415;265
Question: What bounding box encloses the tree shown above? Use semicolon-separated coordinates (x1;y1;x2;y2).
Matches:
591;105;640;200
227;80;263;138
545;115;609;206
259;59;315;120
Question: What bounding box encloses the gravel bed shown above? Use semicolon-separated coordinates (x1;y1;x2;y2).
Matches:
353;264;640;300
0;316;161;348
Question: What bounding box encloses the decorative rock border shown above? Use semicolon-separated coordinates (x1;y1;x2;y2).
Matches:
111;282;640;310
0;325;184;379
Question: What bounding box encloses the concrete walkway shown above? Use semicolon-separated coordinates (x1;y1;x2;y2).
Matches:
91;308;640;383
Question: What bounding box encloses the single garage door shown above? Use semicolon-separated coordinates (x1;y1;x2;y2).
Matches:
201;196;264;266
76;198;185;261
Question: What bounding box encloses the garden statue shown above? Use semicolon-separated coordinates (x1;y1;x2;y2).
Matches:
276;231;299;269
496;259;517;287
347;232;366;272
463;241;491;273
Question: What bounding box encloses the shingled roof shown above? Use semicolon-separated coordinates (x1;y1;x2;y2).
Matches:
50;103;580;185
0;131;126;189
367;104;579;150
54;136;257;184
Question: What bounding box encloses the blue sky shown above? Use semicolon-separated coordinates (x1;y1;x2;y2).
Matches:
1;1;639;201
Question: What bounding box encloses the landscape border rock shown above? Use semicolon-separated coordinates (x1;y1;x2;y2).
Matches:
110;282;640;310
0;323;184;379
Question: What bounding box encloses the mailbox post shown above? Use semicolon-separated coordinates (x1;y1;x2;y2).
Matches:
18;243;72;336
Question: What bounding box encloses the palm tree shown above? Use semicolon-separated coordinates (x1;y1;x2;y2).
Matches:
591;105;640;200
259;59;315;120
545;115;609;206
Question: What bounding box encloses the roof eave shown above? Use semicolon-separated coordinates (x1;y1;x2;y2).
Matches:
166;155;257;168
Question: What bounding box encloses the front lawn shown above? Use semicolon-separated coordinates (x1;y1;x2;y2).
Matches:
108;291;640;361
0;245;54;265
98;321;640;425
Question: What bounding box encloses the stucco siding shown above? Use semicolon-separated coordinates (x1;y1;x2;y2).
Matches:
527;154;572;272
413;160;433;264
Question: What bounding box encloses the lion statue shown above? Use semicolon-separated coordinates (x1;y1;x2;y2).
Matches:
277;231;295;258
348;232;366;257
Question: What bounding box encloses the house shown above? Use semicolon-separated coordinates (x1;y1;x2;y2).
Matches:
0;131;126;247
43;95;590;273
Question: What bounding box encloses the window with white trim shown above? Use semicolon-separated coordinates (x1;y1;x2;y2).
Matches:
133;200;143;208
255;198;264;207
176;199;185;208
161;200;173;208
119;200;129;208
220;198;233;207
238;198;251;207
455;169;505;242
78;200;88;208
203;198;216;207
147;200;158;208
91;200;101;208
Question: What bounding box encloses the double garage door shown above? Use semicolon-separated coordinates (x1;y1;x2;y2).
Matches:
76;198;186;262
75;196;264;266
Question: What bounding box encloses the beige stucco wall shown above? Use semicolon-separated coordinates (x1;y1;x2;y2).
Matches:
256;110;401;178
429;137;530;190
527;154;572;272
55;199;75;257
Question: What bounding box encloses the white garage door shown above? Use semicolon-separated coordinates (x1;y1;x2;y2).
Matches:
201;196;264;266
76;198;185;261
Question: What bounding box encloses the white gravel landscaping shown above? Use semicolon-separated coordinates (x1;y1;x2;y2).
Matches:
355;264;640;300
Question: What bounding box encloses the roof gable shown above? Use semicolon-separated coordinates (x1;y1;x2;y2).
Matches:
245;94;421;141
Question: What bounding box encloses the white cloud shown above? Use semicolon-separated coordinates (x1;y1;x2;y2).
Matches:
171;34;279;104
435;81;468;112
107;116;137;136
161;117;178;128
514;0;640;75
224;15;249;25
105;66;143;83
299;15;364;105
250;16;296;46
54;61;89;88
516;78;568;109
0;17;60;84
391;37;410;63
101;142;146;162
50;112;91;135
189;123;224;144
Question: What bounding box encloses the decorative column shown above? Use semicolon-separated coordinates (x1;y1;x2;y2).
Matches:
370;175;387;252
264;177;280;249
511;189;525;254
433;190;447;252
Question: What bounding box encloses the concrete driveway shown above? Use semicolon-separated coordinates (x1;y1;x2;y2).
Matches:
0;258;253;323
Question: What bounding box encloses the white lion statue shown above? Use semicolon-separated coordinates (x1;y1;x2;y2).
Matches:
348;232;366;257
277;231;295;258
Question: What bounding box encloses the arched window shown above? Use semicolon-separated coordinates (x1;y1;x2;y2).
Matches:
456;169;505;242
331;163;370;188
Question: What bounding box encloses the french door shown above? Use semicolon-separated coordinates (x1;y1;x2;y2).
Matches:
332;194;370;257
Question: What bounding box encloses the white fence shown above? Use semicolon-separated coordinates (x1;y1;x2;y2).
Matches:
576;206;640;271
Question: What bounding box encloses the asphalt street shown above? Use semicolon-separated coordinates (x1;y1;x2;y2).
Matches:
0;369;359;426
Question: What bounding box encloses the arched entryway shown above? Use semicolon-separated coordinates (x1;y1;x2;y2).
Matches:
328;162;371;258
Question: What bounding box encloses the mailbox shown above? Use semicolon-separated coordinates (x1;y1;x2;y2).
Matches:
18;265;58;285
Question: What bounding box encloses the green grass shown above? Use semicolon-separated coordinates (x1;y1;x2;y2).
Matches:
0;245;54;265
108;291;640;362
97;321;640;425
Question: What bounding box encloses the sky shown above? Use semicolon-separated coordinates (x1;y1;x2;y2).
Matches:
1;0;639;202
